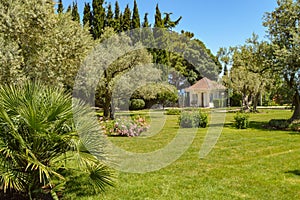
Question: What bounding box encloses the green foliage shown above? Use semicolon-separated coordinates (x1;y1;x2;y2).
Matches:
83;3;92;27
92;0;105;39
121;5;131;32
234;112;249;129
0;81;114;198
130;99;145;110
89;28;153;119
263;0;300;120
132;83;179;108
142;13;150;27
0;0;93;88
131;0;140;29
114;1;121;32
71;1;80;23
165;109;181;115
105;3;114;28
57;0;64;13
179;110;208;128
154;4;163;28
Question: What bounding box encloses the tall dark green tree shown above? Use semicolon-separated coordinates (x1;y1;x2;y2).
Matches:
66;5;71;13
131;0;140;29
121;5;131;32
57;0;64;13
113;1;121;32
92;0;105;39
142;13;150;27
71;1;80;23
83;3;92;26
154;4;163;28
105;3;114;28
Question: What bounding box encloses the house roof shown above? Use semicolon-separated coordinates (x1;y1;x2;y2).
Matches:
185;77;226;92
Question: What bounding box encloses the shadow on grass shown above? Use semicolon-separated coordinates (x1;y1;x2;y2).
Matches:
63;171;98;198
288;131;300;135
285;170;300;176
208;123;232;128
248;121;270;131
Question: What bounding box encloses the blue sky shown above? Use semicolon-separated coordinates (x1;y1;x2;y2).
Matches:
61;0;278;54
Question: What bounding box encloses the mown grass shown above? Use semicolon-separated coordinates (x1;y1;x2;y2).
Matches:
63;109;300;199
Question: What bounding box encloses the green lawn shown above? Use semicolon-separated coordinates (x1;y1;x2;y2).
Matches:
63;109;300;199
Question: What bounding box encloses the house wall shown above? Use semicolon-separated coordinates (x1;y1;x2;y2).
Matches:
187;90;225;107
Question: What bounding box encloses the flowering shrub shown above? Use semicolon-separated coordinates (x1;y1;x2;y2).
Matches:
100;116;149;137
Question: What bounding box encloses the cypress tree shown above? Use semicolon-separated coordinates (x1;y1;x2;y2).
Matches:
92;0;105;39
114;1;120;20
114;1;121;32
142;13;150;28
83;3;93;35
83;3;92;26
154;4;163;28
57;0;64;14
106;3;114;28
66;5;71;13
121;5;131;32
71;1;80;23
131;0;140;29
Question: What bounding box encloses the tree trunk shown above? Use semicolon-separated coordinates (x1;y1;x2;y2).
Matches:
252;93;260;112
103;87;112;119
291;91;300;121
242;94;251;112
103;97;111;119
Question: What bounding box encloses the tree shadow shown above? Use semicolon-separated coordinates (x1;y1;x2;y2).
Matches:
248;121;270;131
285;170;300;176
63;171;98;198
288;132;300;135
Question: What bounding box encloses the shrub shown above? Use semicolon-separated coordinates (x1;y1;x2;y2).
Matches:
165;108;181;115
0;81;114;199
234;112;249;129
179;110;208;128
130;99;145;110
100;116;149;137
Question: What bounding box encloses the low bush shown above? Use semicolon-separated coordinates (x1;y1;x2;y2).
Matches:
165;108;181;115
178;110;208;128
234;112;249;129
130;99;145;110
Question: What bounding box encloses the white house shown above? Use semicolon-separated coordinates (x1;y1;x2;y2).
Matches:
184;77;226;107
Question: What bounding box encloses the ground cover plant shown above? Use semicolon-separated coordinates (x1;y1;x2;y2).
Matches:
63;109;300;199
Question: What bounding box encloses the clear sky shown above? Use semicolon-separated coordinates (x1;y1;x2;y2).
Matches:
61;0;278;55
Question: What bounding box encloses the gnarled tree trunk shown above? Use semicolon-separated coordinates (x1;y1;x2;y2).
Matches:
291;90;300;121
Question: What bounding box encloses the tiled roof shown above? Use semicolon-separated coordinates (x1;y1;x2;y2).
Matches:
185;77;226;91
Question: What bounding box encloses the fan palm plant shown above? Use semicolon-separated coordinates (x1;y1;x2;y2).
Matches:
0;81;114;199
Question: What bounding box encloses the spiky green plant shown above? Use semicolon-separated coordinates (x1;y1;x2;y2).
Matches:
0;81;114;199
